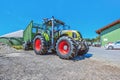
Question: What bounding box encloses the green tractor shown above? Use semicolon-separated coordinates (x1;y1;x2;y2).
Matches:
32;17;89;59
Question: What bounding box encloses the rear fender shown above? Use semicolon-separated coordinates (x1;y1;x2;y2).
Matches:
43;32;50;42
34;33;50;42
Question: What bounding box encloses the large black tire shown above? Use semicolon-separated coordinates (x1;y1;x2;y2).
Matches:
33;35;47;55
23;41;32;50
78;40;89;55
108;46;113;50
55;36;77;59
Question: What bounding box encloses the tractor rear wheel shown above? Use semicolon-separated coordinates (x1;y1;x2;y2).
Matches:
33;35;47;55
55;36;77;59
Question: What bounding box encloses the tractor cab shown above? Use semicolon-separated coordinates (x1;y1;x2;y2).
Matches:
41;17;70;41
42;17;69;33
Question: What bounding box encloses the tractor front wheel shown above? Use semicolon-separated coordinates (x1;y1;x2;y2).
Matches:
56;36;77;59
33;35;47;55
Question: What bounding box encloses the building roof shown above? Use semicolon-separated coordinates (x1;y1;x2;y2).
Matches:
0;30;24;38
96;19;120;34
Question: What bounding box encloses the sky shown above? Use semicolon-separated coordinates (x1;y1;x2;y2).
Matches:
0;0;120;38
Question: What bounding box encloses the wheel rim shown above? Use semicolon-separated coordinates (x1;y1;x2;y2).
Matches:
35;38;41;51
58;40;70;55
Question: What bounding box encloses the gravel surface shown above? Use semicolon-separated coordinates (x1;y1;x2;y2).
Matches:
0;46;120;80
0;44;17;55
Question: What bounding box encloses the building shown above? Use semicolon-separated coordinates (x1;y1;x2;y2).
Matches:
96;20;120;46
0;30;23;37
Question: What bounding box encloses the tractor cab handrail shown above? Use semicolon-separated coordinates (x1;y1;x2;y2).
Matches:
43;17;65;27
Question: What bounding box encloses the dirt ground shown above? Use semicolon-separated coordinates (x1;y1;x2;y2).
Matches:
0;45;120;80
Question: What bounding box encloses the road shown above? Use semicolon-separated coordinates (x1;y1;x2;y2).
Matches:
89;47;120;67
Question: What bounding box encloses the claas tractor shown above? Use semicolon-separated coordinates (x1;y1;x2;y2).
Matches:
32;17;89;59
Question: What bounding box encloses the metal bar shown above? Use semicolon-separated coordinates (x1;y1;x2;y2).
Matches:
51;17;54;48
